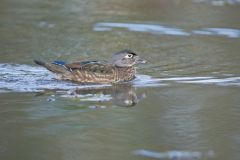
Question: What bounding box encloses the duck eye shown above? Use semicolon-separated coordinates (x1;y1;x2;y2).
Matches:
126;54;133;58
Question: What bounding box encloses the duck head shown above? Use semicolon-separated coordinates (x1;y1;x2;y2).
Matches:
111;49;146;67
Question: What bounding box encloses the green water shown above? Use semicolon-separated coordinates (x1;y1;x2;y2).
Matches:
0;0;240;160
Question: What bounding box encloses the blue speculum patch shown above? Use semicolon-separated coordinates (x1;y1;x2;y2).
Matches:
52;61;66;65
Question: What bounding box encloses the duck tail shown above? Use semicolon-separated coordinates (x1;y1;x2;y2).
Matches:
34;60;46;67
34;60;70;74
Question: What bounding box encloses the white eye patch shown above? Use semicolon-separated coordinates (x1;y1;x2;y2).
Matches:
125;54;133;58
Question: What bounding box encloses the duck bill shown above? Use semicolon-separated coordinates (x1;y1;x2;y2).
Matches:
136;58;147;64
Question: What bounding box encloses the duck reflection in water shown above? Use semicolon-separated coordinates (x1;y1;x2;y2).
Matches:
38;83;146;107
72;83;146;107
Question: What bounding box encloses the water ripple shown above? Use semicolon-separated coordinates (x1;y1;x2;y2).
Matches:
94;22;190;36
0;64;110;92
0;64;239;93
193;0;240;6
93;22;240;38
133;149;215;159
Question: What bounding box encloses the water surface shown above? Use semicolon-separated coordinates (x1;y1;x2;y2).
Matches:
0;0;240;160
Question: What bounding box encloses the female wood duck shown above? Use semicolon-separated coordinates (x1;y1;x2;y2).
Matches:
34;49;146;84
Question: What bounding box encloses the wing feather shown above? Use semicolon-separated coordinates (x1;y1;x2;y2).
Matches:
70;62;117;83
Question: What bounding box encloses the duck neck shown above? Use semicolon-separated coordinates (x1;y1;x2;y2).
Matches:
116;66;136;82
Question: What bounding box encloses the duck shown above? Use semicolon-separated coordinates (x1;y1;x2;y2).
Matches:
34;49;146;84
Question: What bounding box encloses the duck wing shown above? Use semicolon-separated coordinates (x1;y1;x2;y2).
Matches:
64;61;100;70
78;62;115;74
65;61;114;74
69;62;117;83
